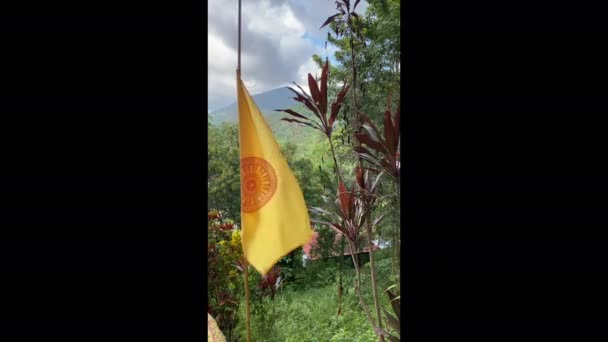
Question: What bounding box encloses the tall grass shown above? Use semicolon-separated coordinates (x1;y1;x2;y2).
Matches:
231;250;396;341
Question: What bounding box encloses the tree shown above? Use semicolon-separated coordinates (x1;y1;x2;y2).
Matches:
208;122;241;219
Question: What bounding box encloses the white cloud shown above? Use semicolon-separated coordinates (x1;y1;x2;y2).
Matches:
208;0;367;111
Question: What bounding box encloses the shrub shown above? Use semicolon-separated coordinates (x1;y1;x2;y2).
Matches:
207;209;244;338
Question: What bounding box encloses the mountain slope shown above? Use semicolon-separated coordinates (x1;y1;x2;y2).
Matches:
209;87;296;124
209;87;319;143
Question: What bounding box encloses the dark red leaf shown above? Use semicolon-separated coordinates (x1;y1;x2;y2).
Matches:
353;146;370;154
290;83;315;104
287;87;308;103
338;83;350;102
330;223;345;235
320;61;329;116
329;102;339;129
281;118;321;131
308;73;322;111
355;133;385;153
320;13;341;29
355;166;364;189
291;82;323;122
329;100;344;129
337;182;351;219
384;110;397;154
359;112;382;137
329;83;350;128
394;102;401;143
304;100;321;120
278;109;309;121
349;192;355;217
380;158;393;172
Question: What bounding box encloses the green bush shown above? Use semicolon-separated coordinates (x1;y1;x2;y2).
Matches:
372;248;392;262
207;209;244;339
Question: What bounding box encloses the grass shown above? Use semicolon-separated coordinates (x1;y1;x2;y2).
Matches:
230;250;398;341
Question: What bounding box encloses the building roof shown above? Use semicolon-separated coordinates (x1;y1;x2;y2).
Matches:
303;232;379;261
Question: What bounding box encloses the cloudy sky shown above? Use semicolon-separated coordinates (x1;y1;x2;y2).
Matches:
208;0;367;112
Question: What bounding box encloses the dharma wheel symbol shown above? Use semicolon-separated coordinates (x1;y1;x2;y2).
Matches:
240;157;277;213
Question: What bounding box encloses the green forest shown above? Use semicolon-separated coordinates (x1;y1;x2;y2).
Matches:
208;0;401;340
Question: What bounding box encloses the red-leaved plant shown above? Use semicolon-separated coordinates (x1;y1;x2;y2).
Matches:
258;265;282;301
309;178;379;330
354;97;401;184
279;28;399;337
355;165;387;337
278;61;350;140
207;210;243;338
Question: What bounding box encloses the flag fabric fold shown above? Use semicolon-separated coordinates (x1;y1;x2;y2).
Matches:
237;77;313;275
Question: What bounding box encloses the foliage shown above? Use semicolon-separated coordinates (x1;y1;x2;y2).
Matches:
207;209;244;338
276;0;403;338
208;124;241;219
355;100;401;183
278;61;350;139
258;265;283;300
311;181;363;246
280;141;327;208
375;286;401;341
325;0;401;128
233;254;393;342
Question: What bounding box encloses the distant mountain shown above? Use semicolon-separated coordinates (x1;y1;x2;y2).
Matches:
209;86;320;144
209;87;296;124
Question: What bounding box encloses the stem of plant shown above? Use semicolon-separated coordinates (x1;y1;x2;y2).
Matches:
367;217;385;342
327;133;343;184
326;133;345;317
396;170;401;289
348;240;378;334
348;18;365;174
337;233;345;316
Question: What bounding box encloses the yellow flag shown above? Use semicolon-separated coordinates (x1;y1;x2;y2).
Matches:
237;77;313;275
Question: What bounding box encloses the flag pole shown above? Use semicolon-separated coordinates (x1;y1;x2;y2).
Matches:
237;0;251;341
243;258;251;342
237;0;242;75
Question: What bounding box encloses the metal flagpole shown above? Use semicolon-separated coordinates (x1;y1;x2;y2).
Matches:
236;0;251;341
237;0;242;74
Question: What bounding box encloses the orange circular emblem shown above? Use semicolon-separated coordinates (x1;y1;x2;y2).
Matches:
240;157;277;213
